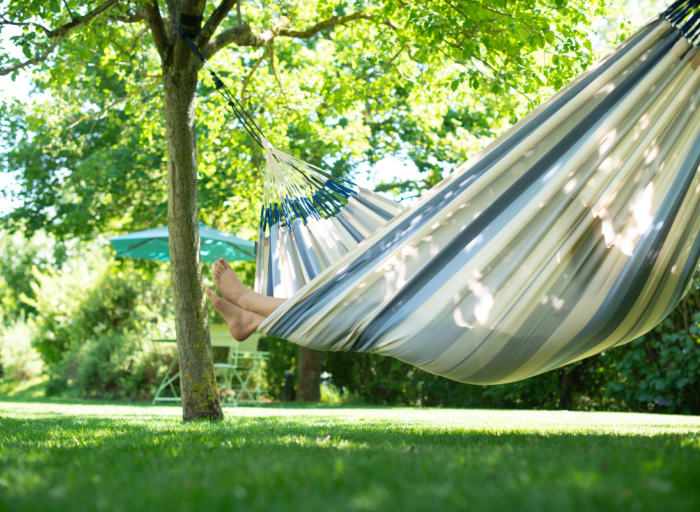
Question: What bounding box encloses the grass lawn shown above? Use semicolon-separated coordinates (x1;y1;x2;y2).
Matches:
0;400;699;511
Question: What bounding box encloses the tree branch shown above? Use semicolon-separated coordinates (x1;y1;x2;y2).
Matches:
203;16;291;58
240;52;266;105
143;0;170;61
65;92;134;132
204;11;376;59
107;10;147;24
0;0;119;77
45;0;118;38
199;0;238;48
359;42;408;80
278;12;375;39
62;0;77;20
268;40;290;109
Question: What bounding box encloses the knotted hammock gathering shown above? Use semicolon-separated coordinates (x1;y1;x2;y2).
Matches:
185;0;700;385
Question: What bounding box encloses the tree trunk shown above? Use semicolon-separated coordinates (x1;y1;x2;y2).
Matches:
163;55;223;421
297;346;321;401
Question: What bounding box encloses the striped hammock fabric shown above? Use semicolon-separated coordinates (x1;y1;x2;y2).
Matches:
255;4;700;385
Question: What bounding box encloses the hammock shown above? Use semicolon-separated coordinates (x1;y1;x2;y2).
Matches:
187;1;700;385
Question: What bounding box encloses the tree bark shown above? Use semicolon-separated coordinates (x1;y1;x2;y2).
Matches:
163;52;223;421
297;346;321;401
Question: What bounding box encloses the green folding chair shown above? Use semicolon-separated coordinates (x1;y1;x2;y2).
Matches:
151;325;269;406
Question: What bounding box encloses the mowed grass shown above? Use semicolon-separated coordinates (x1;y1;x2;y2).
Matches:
0;400;699;512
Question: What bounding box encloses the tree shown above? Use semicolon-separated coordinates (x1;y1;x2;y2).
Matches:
0;0;615;417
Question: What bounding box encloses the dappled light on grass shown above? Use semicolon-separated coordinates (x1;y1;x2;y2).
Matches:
0;401;699;512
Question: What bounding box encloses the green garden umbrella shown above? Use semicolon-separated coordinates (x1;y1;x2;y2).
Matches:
109;222;255;263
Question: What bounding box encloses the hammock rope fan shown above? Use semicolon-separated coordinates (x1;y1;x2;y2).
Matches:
183;0;700;385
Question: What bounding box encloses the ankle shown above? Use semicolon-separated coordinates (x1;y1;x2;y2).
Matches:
237;288;255;310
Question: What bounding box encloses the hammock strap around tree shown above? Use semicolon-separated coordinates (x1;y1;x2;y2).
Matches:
178;14;267;149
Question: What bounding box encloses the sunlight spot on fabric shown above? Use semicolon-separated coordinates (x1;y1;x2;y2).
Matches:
601;82;616;95
602;219;617;247
616;182;655;256
644;144;659;164
552;297;565;310
599;128;618;154
632;183;654;233
564;179;578;194
453;307;473;329
639;113;650;130
621;239;635;256
468;281;494;325
601;155;620;173
401;244;419;260
465;235;483;253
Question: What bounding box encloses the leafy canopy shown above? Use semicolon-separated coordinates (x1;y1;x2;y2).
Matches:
1;0;623;239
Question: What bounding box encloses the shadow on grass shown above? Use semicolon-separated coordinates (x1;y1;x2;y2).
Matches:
0;410;699;512
0;393;398;409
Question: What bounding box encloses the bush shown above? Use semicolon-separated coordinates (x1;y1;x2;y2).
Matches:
0;315;44;381
0;230;57;321
47;331;166;400
259;336;298;401
25;247;174;364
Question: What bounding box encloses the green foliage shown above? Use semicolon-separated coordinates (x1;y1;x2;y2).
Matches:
0;230;59;320
46;331;163;400
0;0;626;241
25;245;173;364
0;315;43;381
259;335;298;400
324;351;415;405
595;296;700;414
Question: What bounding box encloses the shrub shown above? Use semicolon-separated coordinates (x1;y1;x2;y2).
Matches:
25;248;174;364
0;230;57;321
47;331;166;400
259;336;298;400
0;315;44;381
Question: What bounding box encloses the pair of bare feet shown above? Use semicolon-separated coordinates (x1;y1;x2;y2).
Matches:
206;258;284;341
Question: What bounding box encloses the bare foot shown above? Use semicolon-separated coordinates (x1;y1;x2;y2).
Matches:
213;258;253;307
206;288;265;341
